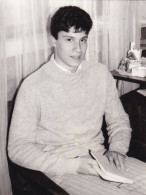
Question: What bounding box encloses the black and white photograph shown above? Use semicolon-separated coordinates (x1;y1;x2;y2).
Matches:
0;0;146;194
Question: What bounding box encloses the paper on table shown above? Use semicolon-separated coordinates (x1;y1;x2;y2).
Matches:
90;150;133;184
137;89;146;97
115;69;132;76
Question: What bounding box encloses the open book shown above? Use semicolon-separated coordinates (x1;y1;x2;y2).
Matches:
90;150;133;184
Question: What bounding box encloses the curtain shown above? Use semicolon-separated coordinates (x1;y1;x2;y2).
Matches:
0;0;145;194
112;0;143;95
0;1;12;194
3;0;144;100
141;1;146;27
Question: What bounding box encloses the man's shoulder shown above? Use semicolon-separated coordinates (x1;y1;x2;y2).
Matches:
20;62;49;90
83;60;109;74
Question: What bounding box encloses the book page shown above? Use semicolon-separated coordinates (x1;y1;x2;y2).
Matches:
90;150;133;184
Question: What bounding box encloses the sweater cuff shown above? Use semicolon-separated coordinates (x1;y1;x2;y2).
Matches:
52;157;80;175
109;142;129;155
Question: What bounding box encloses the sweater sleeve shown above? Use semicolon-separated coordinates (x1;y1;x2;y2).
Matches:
104;71;132;155
8;81;80;176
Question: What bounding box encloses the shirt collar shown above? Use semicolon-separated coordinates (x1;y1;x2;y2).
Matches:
52;54;82;73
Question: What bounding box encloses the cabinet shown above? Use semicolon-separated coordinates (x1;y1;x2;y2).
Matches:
111;70;146;162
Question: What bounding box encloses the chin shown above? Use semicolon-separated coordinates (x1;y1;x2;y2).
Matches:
69;63;80;67
71;60;82;66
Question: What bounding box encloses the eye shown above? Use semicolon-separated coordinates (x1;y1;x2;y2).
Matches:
66;38;72;42
81;38;87;43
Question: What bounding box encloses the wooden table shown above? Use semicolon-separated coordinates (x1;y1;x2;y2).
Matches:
111;70;146;88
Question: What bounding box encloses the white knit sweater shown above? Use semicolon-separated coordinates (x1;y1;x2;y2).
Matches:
8;55;132;177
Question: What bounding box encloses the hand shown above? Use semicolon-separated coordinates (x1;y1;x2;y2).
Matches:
77;156;98;176
105;151;126;170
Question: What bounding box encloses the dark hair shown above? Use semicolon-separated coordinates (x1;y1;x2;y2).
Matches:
50;6;93;39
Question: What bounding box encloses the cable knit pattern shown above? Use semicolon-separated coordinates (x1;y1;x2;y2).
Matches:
8;55;132;177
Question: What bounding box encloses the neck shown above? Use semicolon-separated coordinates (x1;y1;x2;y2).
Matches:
54;54;79;73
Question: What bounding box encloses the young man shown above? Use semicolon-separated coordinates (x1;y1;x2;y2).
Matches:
8;6;146;195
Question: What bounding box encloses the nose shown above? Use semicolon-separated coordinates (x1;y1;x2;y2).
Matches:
73;41;81;53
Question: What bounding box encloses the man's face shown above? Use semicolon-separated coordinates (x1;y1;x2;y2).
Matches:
53;27;88;72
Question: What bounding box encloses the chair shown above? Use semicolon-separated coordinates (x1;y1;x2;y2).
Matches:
7;100;69;195
8;158;69;195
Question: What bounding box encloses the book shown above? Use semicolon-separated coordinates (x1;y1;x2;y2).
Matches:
90;150;133;184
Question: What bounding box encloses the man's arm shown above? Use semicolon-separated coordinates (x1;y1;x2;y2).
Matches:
8;81;80;176
104;71;132;169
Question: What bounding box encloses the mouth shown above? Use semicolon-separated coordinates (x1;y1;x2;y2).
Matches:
71;56;81;60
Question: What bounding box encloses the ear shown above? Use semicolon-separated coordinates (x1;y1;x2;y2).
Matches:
51;36;57;47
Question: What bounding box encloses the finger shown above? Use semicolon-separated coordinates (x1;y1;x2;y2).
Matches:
118;155;126;170
91;165;101;176
107;155;115;167
90;166;99;176
87;158;98;166
79;162;99;176
114;157;121;169
114;154;125;169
